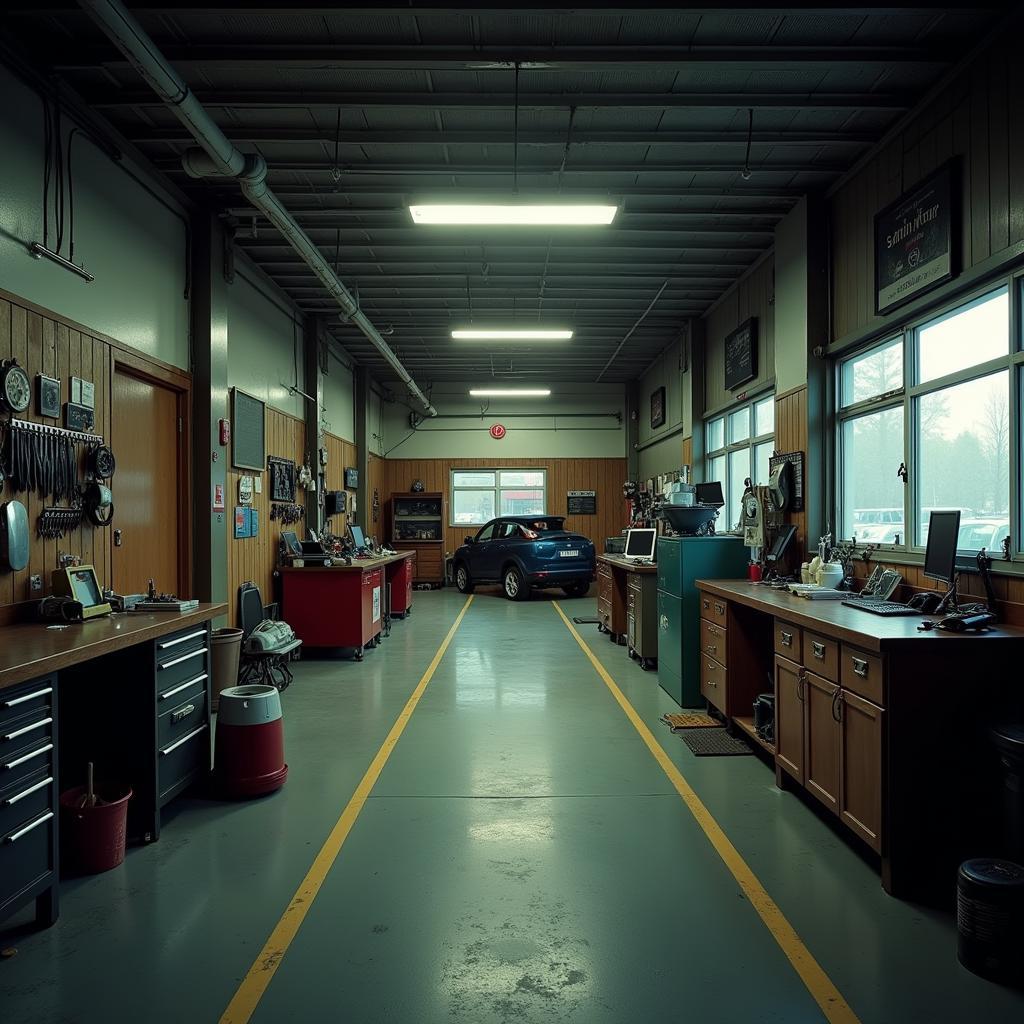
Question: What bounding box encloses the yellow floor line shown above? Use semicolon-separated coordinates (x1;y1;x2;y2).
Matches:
552;601;860;1024
220;595;475;1024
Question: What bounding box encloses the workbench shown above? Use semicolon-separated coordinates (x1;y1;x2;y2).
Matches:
696;579;1024;901
596;554;656;645
279;551;416;658
0;603;227;929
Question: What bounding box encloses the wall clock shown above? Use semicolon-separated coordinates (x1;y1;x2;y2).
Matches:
1;359;31;414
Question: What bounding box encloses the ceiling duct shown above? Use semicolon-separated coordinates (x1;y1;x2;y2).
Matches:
77;0;437;417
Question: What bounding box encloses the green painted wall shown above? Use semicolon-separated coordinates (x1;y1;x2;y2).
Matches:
636;335;692;479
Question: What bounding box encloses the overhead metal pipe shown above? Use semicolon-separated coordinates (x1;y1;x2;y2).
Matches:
77;0;437;417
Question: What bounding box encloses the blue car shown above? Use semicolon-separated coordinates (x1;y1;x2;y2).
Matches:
453;516;596;600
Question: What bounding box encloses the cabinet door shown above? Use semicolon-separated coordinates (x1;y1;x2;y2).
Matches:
804;672;840;814
839;689;884;853
775;656;805;783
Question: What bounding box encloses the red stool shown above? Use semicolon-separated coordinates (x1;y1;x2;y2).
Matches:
214;685;288;797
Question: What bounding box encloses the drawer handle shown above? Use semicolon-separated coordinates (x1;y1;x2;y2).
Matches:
702;599;710;610
159;648;206;671
5;810;53;843
832;688;843;723
705;664;717;685
812;642;826;661
158;629;209;651
159;724;208;756
159;673;208;702
3;686;53;708
780;631;793;647
852;657;869;679
171;703;197;724
714;602;725;616
705;644;717;655
3;718;53;742
4;776;53;805
3;743;53;771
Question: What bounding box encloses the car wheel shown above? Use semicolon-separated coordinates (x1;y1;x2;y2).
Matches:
455;563;475;594
562;582;590;598
503;565;529;601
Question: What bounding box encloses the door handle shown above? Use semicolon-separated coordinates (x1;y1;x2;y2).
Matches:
812;641;826;661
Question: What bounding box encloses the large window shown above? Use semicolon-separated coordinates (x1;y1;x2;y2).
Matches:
705;393;775;522
837;285;1015;555
451;469;547;526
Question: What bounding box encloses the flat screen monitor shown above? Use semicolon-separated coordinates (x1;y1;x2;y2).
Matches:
625;527;657;560
281;530;302;556
69;567;102;606
696;482;725;507
765;524;797;564
350;525;367;551
923;509;961;585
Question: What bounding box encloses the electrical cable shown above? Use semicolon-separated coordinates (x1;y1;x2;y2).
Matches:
54;95;65;252
742;108;753;181
67;128;80;262
42;95;51;249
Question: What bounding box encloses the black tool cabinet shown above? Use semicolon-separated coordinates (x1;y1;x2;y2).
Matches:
1;620;214;929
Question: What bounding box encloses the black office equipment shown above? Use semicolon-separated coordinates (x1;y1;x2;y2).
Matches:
765;524;796;565
695;482;725;508
923;510;961;586
842;599;921;617
280;530;302;556
324;490;346;518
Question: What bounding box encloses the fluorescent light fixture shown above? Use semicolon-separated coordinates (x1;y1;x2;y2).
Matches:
452;329;573;341
469;389;551;397
410;204;617;226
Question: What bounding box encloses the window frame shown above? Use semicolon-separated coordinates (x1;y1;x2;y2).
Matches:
450;468;548;527
835;277;1023;563
704;391;775;520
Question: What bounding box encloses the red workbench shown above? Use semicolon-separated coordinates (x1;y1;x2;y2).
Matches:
387;550;416;618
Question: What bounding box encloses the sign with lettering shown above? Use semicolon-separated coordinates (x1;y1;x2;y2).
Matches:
724;318;757;391
875;162;955;315
567;490;597;515
489;423;506;439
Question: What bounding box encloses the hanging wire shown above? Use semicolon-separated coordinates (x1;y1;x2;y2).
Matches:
54;94;66;252
42;96;51;249
334;226;341;276
512;61;520;194
67;128;80;262
741;108;753;181
331;106;342;188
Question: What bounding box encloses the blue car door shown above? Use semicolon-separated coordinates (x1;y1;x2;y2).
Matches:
468;522;497;579
484;521;519;578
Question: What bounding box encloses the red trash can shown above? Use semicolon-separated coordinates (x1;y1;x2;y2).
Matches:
214;685;288;797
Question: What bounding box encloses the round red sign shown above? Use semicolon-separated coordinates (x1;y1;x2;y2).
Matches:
489;423;506;440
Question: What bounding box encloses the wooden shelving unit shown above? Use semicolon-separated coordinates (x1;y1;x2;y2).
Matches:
733;715;776;756
390;491;445;586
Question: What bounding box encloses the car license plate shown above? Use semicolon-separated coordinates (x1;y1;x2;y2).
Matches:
559;550;579;558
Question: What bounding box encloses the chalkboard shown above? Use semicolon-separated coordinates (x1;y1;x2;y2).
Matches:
567;490;597;515
724;318;757;391
232;388;265;471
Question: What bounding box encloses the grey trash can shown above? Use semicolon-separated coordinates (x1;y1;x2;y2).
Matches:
211;627;244;711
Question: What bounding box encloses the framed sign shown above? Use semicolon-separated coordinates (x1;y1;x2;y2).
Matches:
875;162;955;315
650;387;666;429
724;318;757;391
567;490;597;515
231;388;266;471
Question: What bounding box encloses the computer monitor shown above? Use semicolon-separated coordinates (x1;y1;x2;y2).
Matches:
350;524;367;551
280;530;302;556
696;482;725;507
624;527;657;560
923;510;961;585
765;523;796;565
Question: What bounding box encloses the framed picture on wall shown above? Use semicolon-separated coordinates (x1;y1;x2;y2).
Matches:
650;386;666;429
724;318;757;391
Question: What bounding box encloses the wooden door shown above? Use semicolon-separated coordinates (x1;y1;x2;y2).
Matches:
111;368;182;595
840;689;885;852
804;671;840;814
775;656;805;783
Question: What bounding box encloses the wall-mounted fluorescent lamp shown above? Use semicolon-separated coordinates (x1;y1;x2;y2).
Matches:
452;329;573;341
410;204;617;226
469;389;551;397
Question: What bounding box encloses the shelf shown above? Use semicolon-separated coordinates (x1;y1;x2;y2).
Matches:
394;515;442;521
733;716;775;756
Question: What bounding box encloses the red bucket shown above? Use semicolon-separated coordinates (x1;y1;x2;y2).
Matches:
59;784;132;874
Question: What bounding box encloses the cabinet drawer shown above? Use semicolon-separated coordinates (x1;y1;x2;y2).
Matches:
700;619;727;666
701;655;727;712
0;768;54;842
1;713;55;769
803;631;839;683
158;669;209;706
0;809;54;906
1;739;55;798
699;593;728;628
0;679;55;731
774;619;801;660
158;690;208;749
158;724;209;802
155;645;209;692
156;627;210;663
841;646;884;706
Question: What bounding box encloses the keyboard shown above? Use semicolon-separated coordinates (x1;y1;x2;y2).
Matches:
841;599;921;617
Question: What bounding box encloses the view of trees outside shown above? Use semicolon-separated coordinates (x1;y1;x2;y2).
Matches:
451;470;547;523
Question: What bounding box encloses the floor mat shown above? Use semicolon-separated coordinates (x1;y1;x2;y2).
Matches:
661;712;719;731
679;728;753;757
572;617;601;625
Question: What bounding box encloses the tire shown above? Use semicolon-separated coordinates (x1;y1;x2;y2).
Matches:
455;563;475;594
562;582;590;598
502;565;530;601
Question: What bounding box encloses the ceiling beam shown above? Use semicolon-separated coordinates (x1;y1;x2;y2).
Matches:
209;185;802;199
236;241;769;253
226;206;786;222
90;90;913;111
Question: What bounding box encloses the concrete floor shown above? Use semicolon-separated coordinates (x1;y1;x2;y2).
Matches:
2;589;1023;1023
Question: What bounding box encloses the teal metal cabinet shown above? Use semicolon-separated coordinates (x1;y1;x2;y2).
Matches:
655;536;748;706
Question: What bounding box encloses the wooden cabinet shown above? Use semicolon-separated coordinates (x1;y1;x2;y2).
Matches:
804;671;840;813
700;654;727;711
774;656;805;782
390;492;445;586
597;560;627;643
839;689;884;852
626;572;658;668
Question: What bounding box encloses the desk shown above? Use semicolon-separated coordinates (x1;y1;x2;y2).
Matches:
0;604;226;929
696;580;1024;900
596;555;658;664
279;552;415;657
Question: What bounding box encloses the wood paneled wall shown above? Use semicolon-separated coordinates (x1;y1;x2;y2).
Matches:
682;436;693;471
703;253;775;414
382;457;628;555
830;35;1024;341
367;453;385;536
775;387;809;559
324;431;358;528
225;408;305;627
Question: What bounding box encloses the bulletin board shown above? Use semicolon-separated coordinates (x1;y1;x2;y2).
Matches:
232;388;266;471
